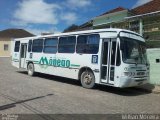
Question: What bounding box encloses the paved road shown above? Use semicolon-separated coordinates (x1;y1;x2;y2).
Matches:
0;58;160;115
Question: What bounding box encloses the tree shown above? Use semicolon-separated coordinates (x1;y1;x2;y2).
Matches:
63;24;79;33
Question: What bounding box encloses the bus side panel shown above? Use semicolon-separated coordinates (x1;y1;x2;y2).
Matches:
55;53;81;80
27;53;60;77
77;53;100;84
12;52;20;68
56;53;100;82
29;53;100;81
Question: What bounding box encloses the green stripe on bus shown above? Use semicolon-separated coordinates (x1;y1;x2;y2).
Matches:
34;61;39;62
26;60;80;68
12;59;19;62
70;64;80;67
12;58;19;61
13;60;19;62
26;60;39;63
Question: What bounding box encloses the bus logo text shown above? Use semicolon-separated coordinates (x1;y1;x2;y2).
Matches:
39;57;70;68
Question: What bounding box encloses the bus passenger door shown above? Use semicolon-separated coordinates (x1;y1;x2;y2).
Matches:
20;43;27;68
101;38;117;85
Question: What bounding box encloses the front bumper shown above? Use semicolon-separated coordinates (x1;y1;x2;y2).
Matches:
118;76;149;88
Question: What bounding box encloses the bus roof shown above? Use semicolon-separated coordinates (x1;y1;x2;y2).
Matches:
14;28;143;41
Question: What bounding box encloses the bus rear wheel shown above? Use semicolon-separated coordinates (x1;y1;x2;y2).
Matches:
80;70;95;89
27;63;35;76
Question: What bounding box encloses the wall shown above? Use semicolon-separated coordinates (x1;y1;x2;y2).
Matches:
147;48;160;85
0;38;11;57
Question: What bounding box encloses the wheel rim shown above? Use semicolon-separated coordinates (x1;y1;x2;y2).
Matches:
83;73;92;85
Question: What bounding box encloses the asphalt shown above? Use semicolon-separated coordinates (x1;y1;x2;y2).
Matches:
0;57;160;115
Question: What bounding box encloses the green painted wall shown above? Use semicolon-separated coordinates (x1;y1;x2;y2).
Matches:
147;48;160;85
93;11;129;26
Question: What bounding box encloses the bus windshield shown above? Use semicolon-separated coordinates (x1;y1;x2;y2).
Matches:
120;37;147;65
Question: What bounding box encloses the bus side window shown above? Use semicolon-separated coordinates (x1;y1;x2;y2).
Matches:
32;39;43;53
58;36;76;53
14;41;20;52
44;38;58;53
76;34;100;54
111;41;116;65
116;43;121;66
28;40;32;52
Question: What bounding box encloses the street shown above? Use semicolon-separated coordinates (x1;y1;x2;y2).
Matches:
0;58;160;114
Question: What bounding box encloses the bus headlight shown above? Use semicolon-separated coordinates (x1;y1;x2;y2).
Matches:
124;72;132;76
123;72;135;77
124;67;129;71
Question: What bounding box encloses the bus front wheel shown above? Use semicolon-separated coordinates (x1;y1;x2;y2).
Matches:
27;63;35;76
80;70;95;89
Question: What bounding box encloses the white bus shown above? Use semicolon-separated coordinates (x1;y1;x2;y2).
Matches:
12;28;149;88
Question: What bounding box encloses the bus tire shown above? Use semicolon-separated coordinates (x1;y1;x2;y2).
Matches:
80;70;95;89
27;63;35;76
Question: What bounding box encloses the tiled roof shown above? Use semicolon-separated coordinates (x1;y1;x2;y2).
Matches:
0;29;34;38
99;7;127;16
132;0;160;15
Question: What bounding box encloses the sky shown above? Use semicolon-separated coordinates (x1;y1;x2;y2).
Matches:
0;0;152;35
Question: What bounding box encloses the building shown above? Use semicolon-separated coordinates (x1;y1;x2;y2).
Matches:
0;29;34;57
64;0;160;85
93;0;160;44
69;0;160;48
147;48;160;85
93;7;133;29
93;0;160;37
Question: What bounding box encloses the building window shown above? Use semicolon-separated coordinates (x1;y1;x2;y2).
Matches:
129;20;139;33
76;34;100;54
4;44;9;51
156;59;160;63
58;36;76;53
44;38;58;53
